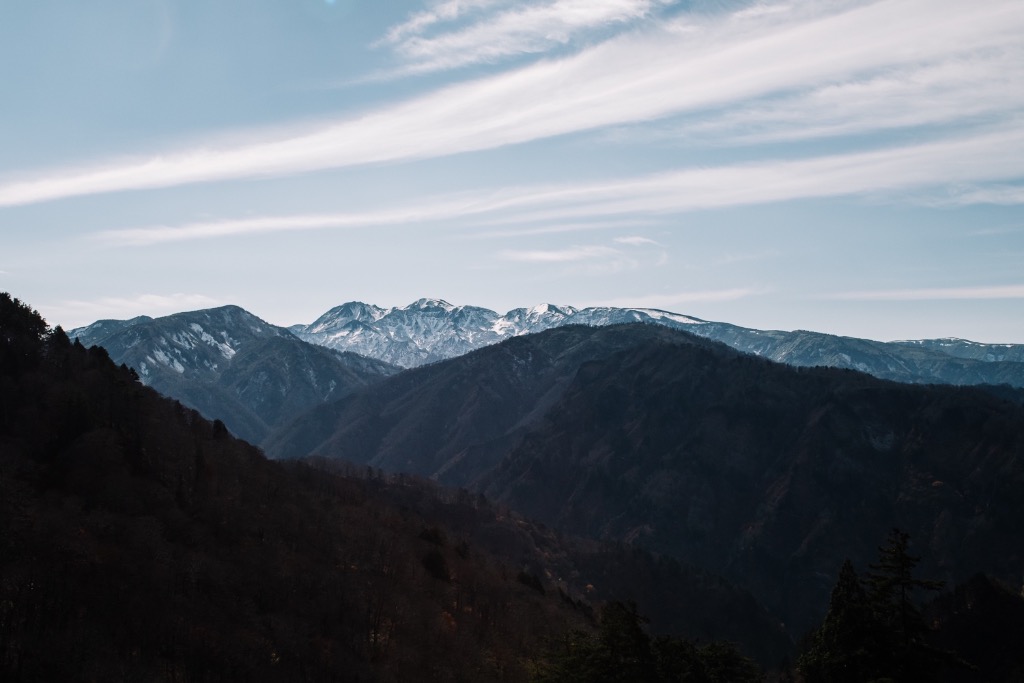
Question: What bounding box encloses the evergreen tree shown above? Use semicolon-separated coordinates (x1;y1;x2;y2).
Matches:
799;559;877;682
865;528;944;680
0;292;48;375
800;530;946;683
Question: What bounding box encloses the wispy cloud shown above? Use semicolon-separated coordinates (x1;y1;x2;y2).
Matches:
46;293;227;329
669;52;1024;145
378;0;672;76
468;218;660;239
94;126;1024;246
499;244;620;263
614;236;659;246
497;239;668;275
928;183;1024;207
2;0;1020;208
825;285;1024;301
381;0;506;44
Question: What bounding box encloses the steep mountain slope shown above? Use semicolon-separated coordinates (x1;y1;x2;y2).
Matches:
269;324;1024;636
265;324;684;483
69;306;397;446
481;330;1024;633
290;298;1024;387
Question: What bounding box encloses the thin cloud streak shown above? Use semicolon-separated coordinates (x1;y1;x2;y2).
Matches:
826;285;1024;301
1;0;1020;208
499;245;619;262
614;236;659;246
96;127;1024;247
467;218;660;239
379;0;669;76
675;51;1024;144
382;0;506;44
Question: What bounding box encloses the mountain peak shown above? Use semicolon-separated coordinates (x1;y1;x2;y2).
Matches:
405;298;456;312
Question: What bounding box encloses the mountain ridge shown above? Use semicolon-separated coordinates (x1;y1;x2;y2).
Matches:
70;305;398;446
289;299;1024;387
74;299;1024;389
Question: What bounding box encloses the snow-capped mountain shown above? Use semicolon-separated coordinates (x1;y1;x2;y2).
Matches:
290;299;1024;388
291;298;706;368
69;306;398;445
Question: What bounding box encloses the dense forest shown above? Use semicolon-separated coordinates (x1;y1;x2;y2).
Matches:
3;292;1024;681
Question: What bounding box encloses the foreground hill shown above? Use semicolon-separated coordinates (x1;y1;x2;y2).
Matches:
70;306;398;446
269;323;1024;636
1;294;790;679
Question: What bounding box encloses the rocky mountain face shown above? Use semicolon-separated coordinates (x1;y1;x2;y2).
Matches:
268;324;1024;637
70;306;397;446
291;298;1024;387
290;298;589;368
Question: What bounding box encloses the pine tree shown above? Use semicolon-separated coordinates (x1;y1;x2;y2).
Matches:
865;528;944;680
800;530;946;682
799;559;877;682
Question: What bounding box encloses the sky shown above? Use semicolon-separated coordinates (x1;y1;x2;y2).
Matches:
1;0;1023;342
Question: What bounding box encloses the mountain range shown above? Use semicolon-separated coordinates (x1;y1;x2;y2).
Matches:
1;293;790;678
70;297;1024;446
268;322;1024;636
287;298;1024;389
14;291;1024;677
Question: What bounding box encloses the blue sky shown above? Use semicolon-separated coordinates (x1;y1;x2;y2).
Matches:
2;0;1022;341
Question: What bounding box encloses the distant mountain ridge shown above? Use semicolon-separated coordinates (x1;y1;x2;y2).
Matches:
70;306;398;446
289;298;1024;388
69;298;1024;448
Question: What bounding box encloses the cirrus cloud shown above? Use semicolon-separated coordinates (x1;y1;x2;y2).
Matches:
1;0;1020;209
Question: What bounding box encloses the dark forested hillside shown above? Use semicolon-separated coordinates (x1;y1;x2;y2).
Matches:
483;330;1024;635
265;324;708;482
1;294;589;680
269;323;1024;637
1;294;792;679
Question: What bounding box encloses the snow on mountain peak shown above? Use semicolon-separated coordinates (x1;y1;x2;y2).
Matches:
291;299;714;368
406;298;456;312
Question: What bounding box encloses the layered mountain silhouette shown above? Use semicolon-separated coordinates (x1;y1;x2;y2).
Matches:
288;298;1024;388
269;323;1024;636
72;299;1024;450
71;306;398;446
11;291;1024;677
2;292;793;678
